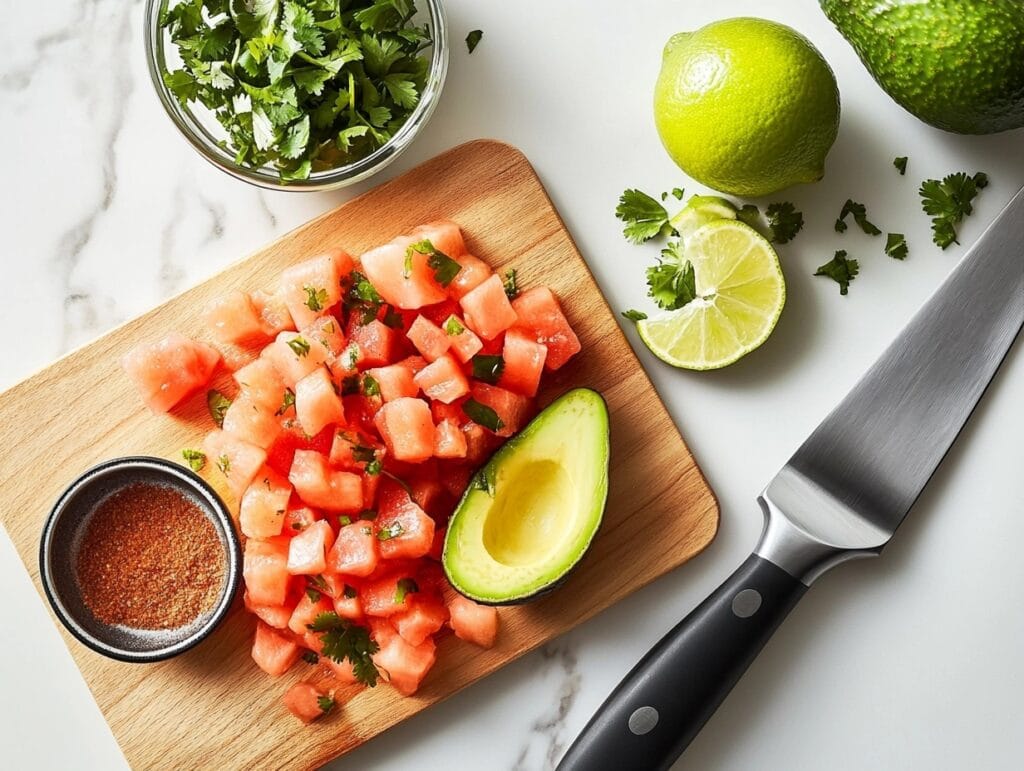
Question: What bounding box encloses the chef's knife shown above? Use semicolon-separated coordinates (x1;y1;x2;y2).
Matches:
558;186;1024;771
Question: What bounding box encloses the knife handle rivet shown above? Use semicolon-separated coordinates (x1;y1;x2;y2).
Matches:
731;589;762;618
628;705;659;736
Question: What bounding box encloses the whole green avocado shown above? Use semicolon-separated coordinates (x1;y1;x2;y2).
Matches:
820;0;1024;134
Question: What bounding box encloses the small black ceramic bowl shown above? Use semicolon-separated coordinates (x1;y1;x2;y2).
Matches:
39;456;241;663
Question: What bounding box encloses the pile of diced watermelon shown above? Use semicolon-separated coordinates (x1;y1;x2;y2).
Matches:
121;221;580;719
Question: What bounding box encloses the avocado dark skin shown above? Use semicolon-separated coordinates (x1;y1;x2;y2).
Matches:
821;0;1024;134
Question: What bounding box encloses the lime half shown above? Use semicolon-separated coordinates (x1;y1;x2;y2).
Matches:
638;220;785;369
670;195;738;242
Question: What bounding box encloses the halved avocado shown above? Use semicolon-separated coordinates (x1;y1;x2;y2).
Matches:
442;388;610;604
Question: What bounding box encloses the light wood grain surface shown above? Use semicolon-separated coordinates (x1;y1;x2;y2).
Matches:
0;140;718;770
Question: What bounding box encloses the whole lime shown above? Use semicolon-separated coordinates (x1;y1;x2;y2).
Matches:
654;18;840;197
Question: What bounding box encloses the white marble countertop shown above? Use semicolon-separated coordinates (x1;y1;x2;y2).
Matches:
2;1;1022;769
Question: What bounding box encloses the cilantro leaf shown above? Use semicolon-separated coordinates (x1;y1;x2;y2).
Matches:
307;612;380;687
836;199;881;236
463;398;505;432
317;695;335;714
919;172;988;249
646;241;696;311
765;202;804;244
182;449;206;472
276;388;296;416
503;269;519;299
814;250;859;295
443;315;465;335
207;390;232;428
466;29;483;53
471;354;505;384
394;577;419;604
885;233;908;260
894;156;908;176
303;284;328;311
404;239;461;286
377;521;404;541
621;309;647;322
287;336;311;357
615;189;672;244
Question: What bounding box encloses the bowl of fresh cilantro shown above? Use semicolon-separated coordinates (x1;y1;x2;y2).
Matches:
145;0;448;190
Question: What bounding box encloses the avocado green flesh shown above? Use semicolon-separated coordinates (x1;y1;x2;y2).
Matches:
442;388;610;605
821;0;1024;134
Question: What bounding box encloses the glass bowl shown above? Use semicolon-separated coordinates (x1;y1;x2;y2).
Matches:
143;0;448;191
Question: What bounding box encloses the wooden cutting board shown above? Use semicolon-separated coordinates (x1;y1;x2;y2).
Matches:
0;140;718;770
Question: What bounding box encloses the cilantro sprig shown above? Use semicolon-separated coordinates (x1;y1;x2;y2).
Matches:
307;612;380;687
646;241;696;311
814;250;859;295
159;0;432;182
835;200;881;236
615;189;673;244
919;172;988;249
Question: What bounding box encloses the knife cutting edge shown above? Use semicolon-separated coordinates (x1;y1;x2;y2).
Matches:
557;186;1024;771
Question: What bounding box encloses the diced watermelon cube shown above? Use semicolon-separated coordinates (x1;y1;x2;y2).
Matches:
323;655;359;684
460;274;519;341
332;587;363;620
362;573;419;617
289;450;364;512
283;505;320;535
361;237;448;309
302;316;347;359
377;480;435;560
365;364;418;402
326;521;380;577
295;367;345;437
447;594;499;648
251;287;296;336
262;331;331;387
374;398;435;463
252;620;301;677
239;468;292;539
287;590;335;635
203;429;268;499
406;315;451;362
287;519;336;575
233;358;288;412
244;536;291;607
448;253;493;301
282;682;330;723
392;597;449;646
203;290;267;345
499;327;548;397
414;354;470;404
280;250;352;330
408;469;447;519
266;425;334;477
511;287;581;370
121;333;221;413
350;319;402;368
329;429;383;472
439;464;472;500
441;315;484;363
410;220;467;258
222;392;283;449
373;634;437;696
468;383;533;437
395;355;428;376
244;591;293;630
433;419;468;459
462;422;498;465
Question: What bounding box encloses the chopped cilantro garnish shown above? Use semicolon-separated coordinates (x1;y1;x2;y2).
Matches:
885;233;908;260
647;241;696;311
377;521;404;541
671;187;685;201
471;354;504;384
621;309;647;322
216;453;231;475
919;172;988;249
405;239;461;286
814;250;859;295
338;515;352;526
443;315;465;335
463;398;504;432
615;189;672;244
362;374;381;397
317;695;335;714
466;29;483;54
894;156;908;176
394;577;419;603
158;0;432;183
835;200;881;236
287;336;312;357
182;449;206;472
503;268;519;299
304;285;329;312
276;388;296;416
765;202;804;244
207;389;232;428
352;445;376;463
301;650;319;665
305;587;321;603
365;458;382;475
307;612;379;687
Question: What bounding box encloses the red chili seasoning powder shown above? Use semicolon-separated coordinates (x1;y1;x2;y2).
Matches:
75;482;226;630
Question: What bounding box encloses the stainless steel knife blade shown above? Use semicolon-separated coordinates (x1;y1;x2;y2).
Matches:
759;185;1024;582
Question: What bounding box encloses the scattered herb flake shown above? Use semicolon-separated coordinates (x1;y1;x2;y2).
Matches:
919;172;989;249
471;354;505;384
182;449;206;472
836;200;882;236
647;241;696;311
394;577;419;603
365;458;382;475
672;187;685;200
814;250;860;295
207;390;232;428
885;233;908;260
306;587;322;603
301;650;320;665
338;515;352;526
276;388;296;416
304;285;329;312
503;269;519;299
621;309;647;322
765;202;804;244
463;398;505;432
615;189;672;244
377;521;404;541
406;239;461;286
287;336;312;357
443;315;466;335
307;612;380;687
362;374;381;397
466;29;483;54
317;695;335;714
217;453;231;475
894;156;908;176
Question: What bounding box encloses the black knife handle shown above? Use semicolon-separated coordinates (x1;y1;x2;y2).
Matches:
557;554;807;771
